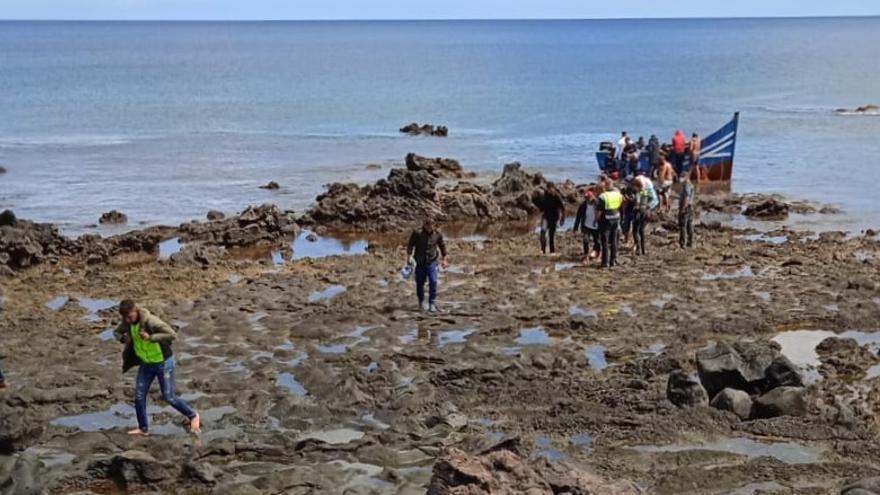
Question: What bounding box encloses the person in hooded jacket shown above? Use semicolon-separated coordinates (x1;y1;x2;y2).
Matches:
113;300;200;436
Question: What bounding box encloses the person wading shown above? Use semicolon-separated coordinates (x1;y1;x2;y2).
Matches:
597;179;623;269
406;219;448;312
537;182;566;255
678;176;697;248
113;300;200;436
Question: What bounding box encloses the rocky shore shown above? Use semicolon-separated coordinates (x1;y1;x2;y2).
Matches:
1;159;879;494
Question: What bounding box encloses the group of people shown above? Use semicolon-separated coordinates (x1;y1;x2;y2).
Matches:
612;130;702;179
538;171;695;269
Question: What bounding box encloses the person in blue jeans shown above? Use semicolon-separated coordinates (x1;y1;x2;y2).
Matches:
113;299;200;436
406;219;448;312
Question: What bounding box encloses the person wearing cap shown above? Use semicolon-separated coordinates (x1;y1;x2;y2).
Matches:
406;219;448;312
572;185;600;263
113;300;200;436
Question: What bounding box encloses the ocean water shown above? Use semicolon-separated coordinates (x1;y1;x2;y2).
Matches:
0;18;878;234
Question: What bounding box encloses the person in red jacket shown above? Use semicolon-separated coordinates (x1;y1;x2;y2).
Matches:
672;129;687;176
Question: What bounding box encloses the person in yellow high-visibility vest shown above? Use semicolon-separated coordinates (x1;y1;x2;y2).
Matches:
113;300;200;436
597;179;624;269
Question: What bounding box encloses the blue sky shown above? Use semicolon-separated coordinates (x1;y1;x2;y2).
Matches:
2;0;879;20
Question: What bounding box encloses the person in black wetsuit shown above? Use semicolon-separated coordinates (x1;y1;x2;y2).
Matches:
537;182;565;255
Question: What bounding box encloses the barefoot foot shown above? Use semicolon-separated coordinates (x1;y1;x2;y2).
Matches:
127;428;149;437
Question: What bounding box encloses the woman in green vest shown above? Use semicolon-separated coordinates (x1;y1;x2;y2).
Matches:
113;299;200;436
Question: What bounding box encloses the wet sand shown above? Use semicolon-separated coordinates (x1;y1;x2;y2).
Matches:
2;216;880;493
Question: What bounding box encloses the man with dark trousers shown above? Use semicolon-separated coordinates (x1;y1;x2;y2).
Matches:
406;219;448;312
597;179;624;269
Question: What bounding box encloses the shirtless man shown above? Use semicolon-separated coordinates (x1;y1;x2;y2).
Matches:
658;158;676;212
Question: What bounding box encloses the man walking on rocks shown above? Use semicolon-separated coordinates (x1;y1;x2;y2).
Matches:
113;300;200;436
537;182;566;255
678;176;696;249
406;219;448;312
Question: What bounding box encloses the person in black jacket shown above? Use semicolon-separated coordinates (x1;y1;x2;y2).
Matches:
572;185;600;262
537;182;565;255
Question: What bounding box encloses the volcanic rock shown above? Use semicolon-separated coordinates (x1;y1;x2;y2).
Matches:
260;181;280;190
98;210;128;225
743;198;789;220
207;210;225;221
666;370;709;408
405;153;472;179
400;123;448;137
752;386;808;419
709;388;753;420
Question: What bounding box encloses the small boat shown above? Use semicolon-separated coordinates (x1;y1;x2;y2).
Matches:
595;112;739;183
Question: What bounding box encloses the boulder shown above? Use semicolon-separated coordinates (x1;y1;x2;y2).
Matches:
666;370;709;408
752;386;808;419
98;210;128;225
696;343;774;398
765;355;804;389
259;181;280;190
169;245;225;267
182;461;221;485
206;210;225;221
0;210;16;227
843;477;880;495
0;165;6;174
709;388;753;420
405;153;471;179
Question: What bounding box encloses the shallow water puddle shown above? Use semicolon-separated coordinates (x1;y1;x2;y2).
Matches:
46;296;69;311
270;251;285;266
51;403;192;435
585;345;608;370
702;266;754;281
535;436;569;462
754;291;772;302
569;305;598;318
445;264;467;274
360;413;391;430
570;433;594;447
365;361;379;373
651;294;674;309
725;481;787;495
308;285;347;303
158;237;183;259
291;229;368;260
737;234;788;244
643;343;666;357
299;428;364;445
316;343;348;354
399;376;415;387
98;328;115;341
228;274;242;284
438;328;476;347
516;327;551;346
773;329;880;369
286;352;309;368
630;437;823;464
276;372;307;396
866;364;880;379
555;262;578;272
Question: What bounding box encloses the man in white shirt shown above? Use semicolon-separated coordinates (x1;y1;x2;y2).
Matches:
615;131;628;161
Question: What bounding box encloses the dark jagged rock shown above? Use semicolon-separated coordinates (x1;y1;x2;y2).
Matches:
405;153;472;179
169;245;225;267
303;160;580;232
836;104;879;114
0;165;6;174
765;355;804;389
98;210;128;225
400;122;448;137
709;388;753;420
178;204;298;248
696;343;775;398
0;213;77;270
259;181;280;190
666;370;709;408
0;210;16;227
88;450;176;487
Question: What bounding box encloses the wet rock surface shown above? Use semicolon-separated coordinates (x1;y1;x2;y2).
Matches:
405;153;473;179
1;190;879;493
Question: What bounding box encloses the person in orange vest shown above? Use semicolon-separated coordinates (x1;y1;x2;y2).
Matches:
671;129;687;176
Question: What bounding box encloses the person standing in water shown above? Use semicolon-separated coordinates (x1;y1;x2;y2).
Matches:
678;176;696;248
597;179;623;269
573;186;600;263
113;300;200;436
406;219;448;312
537;182;565;255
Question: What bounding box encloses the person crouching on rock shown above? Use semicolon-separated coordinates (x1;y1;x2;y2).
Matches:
406;219;448;312
113;299;200;436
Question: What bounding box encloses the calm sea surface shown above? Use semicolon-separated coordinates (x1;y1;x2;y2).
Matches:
1;19;878;234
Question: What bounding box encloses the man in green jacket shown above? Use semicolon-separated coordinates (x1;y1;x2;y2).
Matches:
113;299;200;436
